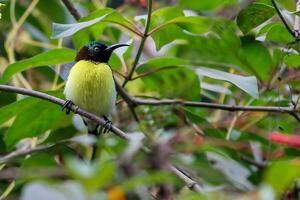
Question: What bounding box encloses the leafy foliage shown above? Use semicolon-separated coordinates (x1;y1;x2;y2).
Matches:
0;0;300;199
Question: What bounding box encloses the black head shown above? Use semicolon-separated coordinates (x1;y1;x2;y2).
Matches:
75;41;128;63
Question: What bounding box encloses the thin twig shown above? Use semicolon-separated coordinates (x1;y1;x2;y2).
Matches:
133;98;300;114
122;0;153;87
0;143;56;163
168;165;203;193
61;0;81;20
271;0;294;36
131;66;180;81
239;155;266;169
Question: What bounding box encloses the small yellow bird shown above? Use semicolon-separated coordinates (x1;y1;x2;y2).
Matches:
62;41;128;135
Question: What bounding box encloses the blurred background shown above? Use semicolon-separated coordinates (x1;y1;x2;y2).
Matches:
0;0;300;199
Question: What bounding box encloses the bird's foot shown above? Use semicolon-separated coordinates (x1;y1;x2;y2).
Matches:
62;100;74;114
102;116;112;133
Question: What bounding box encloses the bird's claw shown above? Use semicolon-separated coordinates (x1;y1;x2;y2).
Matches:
102;117;112;133
62;100;74;114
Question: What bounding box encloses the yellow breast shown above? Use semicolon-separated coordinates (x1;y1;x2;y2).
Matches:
64;60;116;117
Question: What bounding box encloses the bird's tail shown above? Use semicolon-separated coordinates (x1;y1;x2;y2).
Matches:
83;118;99;160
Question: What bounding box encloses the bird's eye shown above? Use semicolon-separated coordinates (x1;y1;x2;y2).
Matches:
94;47;100;52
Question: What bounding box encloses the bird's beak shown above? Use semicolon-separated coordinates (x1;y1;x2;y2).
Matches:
104;44;129;54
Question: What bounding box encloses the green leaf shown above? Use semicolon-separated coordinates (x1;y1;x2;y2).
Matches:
4;98;71;149
21;181;91;200
179;0;236;11
264;161;300;195
1;49;76;83
196;67;259;98
66;158;115;191
36;0;67;23
240;36;274;80
151;16;213;35
52;8;138;42
52;13;111;39
149;7;212;50
237;3;275;34
277;0;295;11
0;97;39;125
265;24;294;43
137;57;188;70
284;54;300;68
122;171;176;192
136;57;200;100
149;7;185;50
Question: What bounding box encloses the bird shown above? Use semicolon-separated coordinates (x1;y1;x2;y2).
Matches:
62;41;128;135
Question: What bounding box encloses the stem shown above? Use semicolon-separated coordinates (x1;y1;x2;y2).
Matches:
61;0;81;21
271;0;294;36
122;0;152;87
131;66;180;80
133;98;300;114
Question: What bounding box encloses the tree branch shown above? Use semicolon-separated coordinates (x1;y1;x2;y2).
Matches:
133;98;300;114
0;84;203;193
61;0;81;21
271;0;294;36
0;143;57;163
122;0;153;87
169;165;203;193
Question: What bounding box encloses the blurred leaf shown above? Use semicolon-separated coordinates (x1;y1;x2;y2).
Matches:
0;97;39;125
237;3;275;34
21;153;57;168
43;126;77;144
149;7;213;50
149;7;185;50
0;181;15;200
53;8;138;41
70;135;96;146
52;13;111;39
196;67;259;98
264;161;300;195
66;158;115;191
122;171;177;192
277;0;295;11
4;99;71;149
21;181;92;200
240;36;274;80
265;24;294;43
137;57;187;70
206;152;254;190
284;54;300;68
1;49;76;83
179;0;236;11
36;0;67;23
151;16;213;35
136;57;200;100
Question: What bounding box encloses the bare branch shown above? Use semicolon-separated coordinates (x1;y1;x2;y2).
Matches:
168;165;203;193
133;98;300;114
61;0;81;21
